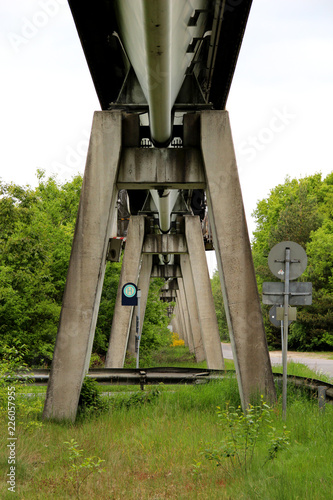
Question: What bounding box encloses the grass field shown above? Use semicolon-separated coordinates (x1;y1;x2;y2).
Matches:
1;346;333;499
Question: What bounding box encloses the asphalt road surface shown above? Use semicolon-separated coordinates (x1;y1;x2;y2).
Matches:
222;343;333;378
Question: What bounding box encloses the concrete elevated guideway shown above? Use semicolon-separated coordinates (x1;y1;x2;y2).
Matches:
43;0;276;421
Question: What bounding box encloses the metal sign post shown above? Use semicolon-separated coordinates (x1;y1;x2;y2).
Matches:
263;241;312;420
135;290;142;369
282;247;290;419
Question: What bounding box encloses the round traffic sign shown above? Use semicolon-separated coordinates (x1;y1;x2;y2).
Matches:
123;283;137;298
268;241;307;280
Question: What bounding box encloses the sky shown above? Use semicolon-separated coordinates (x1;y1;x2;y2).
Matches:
2;0;333;275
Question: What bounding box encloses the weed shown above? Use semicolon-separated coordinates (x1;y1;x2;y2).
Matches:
64;439;105;499
204;396;290;474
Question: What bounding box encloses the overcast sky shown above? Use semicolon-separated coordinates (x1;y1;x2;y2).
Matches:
2;1;333;274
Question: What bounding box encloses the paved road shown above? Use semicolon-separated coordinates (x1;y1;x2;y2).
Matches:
222;343;333;378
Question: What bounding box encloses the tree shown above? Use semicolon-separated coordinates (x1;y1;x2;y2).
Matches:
0;171;172;365
0;171;82;365
252;173;333;351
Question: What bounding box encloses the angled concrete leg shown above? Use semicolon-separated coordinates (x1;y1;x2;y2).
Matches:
172;303;183;340
127;254;152;355
178;278;194;353
184;216;224;369
105;216;145;367
180;254;205;363
43;111;122;421
176;287;191;349
200;110;276;407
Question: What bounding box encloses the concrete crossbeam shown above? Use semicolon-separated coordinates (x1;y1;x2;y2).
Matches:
142;234;187;254
151;265;182;278
117;148;205;189
160;290;177;298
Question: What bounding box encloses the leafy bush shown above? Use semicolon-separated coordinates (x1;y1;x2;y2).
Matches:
204;397;290;474
77;377;108;418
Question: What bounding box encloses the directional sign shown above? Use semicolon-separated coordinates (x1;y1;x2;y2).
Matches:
262;282;312;306
268;241;307;280
122;282;138;306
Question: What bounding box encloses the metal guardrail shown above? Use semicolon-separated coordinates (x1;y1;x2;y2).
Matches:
10;368;333;405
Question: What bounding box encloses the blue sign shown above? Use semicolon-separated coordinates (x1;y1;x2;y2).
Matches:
122;282;138;306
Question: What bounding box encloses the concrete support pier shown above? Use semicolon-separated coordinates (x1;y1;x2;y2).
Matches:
127;254;152;355
199;111;276;406
105;216;145;368
43;111;122;421
44;108;276;421
184;216;224;370
180;254;206;363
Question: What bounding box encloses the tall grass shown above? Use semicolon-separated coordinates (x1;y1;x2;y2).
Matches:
1;376;333;499
1;345;333;498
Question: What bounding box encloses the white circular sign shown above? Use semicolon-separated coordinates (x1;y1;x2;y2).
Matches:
268;241;307;280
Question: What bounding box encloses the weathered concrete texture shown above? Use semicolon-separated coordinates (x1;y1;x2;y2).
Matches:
105;216;145;367
117;148;205;189
176;288;190;348
180;254;205;363
178;278;195;353
172;302;184;340
127;254;152;355
199;110;276;407
184;216;224;369
43;111;122;422
151;264;182;278
142;234;187;254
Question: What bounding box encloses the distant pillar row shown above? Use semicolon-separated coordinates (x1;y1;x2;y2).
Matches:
43;110;276;422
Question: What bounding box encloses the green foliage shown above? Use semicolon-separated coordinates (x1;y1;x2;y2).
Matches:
0;172;174;367
0;171;82;365
0;343;43;430
77;377;108;418
110;386;162;410
139;279;173;358
211;269;229;341
204;397;290;474
64;439;105;499
252;173;333;350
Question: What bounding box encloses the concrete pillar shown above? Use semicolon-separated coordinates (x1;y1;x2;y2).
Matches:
172;302;183;340
105;216;145;367
180;254;205;363
127;254;152;355
199;110;276;407
178;278;194;353
43;111;122;422
176;288;190;348
184;216;224;370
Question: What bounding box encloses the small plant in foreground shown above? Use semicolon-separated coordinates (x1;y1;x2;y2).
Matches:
64;439;105;499
204;396;290;474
